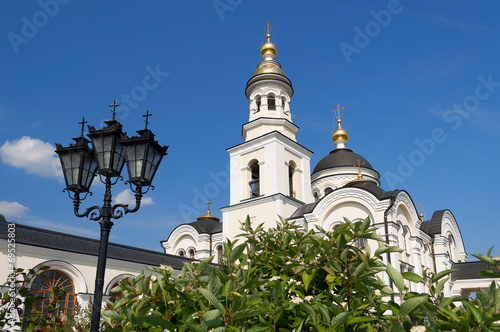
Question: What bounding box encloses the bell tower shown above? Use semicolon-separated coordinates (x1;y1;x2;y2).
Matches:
221;25;313;242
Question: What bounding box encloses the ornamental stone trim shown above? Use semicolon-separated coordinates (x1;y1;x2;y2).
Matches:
389;192;419;225
315;187;390;216
165;225;200;248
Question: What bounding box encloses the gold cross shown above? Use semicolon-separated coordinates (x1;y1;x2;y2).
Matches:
143;110;152;130
206;200;212;213
353;158;365;179
109;100;119;120
78;117;87;137
417;202;425;220
264;22;273;35
333;104;344;121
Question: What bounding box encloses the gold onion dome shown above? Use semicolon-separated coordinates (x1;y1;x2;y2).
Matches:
260;33;278;58
332;119;349;144
252;32;285;77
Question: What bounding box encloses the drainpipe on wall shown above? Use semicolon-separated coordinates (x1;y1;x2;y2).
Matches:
210;233;213;257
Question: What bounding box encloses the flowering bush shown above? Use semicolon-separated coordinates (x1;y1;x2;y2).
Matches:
100;217;500;331
2;217;499;331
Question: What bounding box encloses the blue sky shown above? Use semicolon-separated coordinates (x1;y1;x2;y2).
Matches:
1;1;499;258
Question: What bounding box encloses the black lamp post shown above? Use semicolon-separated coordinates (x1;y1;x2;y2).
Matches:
55;104;167;331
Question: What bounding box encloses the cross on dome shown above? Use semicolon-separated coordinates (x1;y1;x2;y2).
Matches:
264;22;273;36
206;200;213;214
333;104;344;121
331;103;349;148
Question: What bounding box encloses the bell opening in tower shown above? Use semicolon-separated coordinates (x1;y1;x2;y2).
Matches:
249;160;260;198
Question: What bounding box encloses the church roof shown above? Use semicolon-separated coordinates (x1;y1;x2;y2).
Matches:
312;148;374;174
188;218;222;235
420;210;449;236
289;182;401;219
344;181;400;200
0;214;189;269
451;261;499;280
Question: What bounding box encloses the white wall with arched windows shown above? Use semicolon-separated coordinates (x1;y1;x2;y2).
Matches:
248;86;291;122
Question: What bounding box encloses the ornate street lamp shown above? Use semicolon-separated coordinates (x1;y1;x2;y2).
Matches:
55;102;168;332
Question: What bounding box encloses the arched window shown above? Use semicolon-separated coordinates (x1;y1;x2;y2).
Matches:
188;249;195;259
288;161;296;198
448;235;455;261
249;160;260;198
26;270;76;324
255;95;261;112
324;187;333;195
217;245;223;262
178;249;185;257
109;279;126;304
267;94;276;110
313;192;319;202
281;96;286;107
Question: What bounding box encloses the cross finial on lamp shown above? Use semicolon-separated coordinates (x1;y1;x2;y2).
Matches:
143;110;152;130
109;100;119;120
78;117;88;137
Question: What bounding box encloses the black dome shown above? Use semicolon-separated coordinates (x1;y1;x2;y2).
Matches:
312;148;373;174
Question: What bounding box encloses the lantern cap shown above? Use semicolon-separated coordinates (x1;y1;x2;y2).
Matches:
121;128;168;155
55;136;91;151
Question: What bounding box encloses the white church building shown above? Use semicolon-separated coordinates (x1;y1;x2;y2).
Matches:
0;29;497;322
160;29;497;298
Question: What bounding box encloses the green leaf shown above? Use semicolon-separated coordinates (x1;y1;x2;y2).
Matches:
402;271;425;284
390;320;405;332
202;309;222;321
431;269;457;283
472;254;498;268
302;269;316;291
386;263;405;294
400;294;428;318
435;277;449;296
199;288;225;314
331;312;350;328
230;243;246;264
464;301;483;323
138;314;174;328
232;308;268;320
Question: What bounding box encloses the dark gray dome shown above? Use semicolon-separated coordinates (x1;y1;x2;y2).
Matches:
312;148;373;174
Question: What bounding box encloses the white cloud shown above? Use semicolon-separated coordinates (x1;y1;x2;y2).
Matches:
0;201;30;218
114;189;155;206
0;136;61;179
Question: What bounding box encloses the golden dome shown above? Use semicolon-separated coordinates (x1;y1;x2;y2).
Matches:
332;119;349;143
252;63;285;76
260;33;278;58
